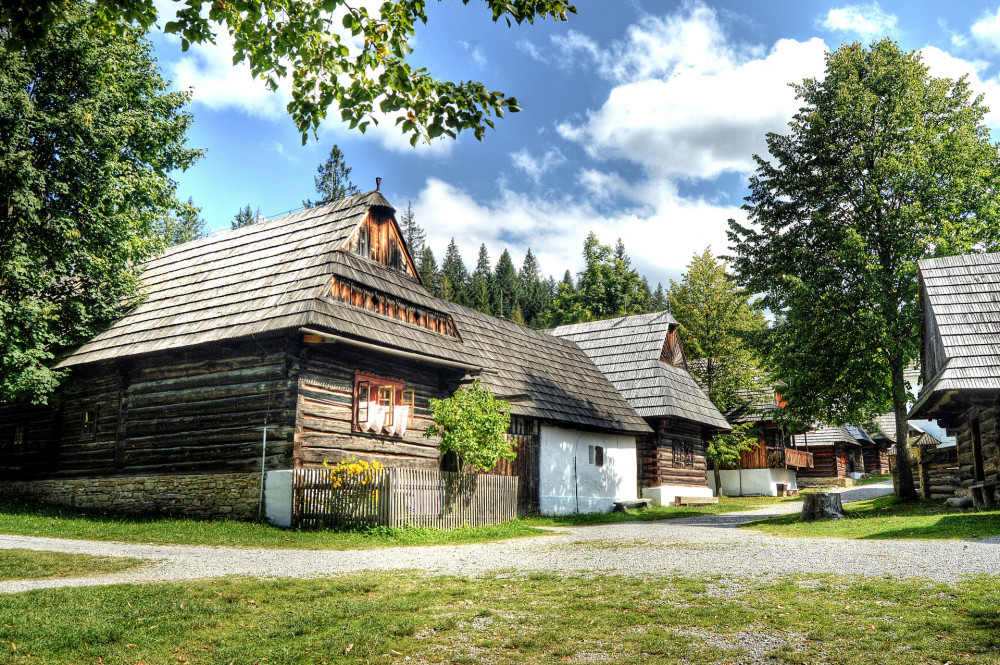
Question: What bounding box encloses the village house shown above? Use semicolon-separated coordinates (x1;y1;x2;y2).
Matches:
910;251;1000;508
551;312;730;505
711;384;813;496
790;425;864;484
0;191;650;518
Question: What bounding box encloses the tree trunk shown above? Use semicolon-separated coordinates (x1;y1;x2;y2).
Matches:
800;492;844;521
891;360;918;502
711;458;723;497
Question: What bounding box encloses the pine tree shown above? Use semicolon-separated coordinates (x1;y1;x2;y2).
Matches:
650;282;669;312
417;246;440;296
303;144;358;207
509;304;526;326
469;244;493;315
160;197;207;246
518;248;543;324
398;201;425;256
441;238;470;305
231;204;263;230
493;249;520;319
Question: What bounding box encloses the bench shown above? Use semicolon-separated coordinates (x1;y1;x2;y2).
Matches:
970;481;1000;508
674;496;719;506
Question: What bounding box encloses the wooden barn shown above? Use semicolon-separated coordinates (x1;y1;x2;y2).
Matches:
552;312;731;505
0;190;649;518
790;425;864;481
711;385;813;496
910;252;1000;508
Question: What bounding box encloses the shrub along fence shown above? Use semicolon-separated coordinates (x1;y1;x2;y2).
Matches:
291;467;519;529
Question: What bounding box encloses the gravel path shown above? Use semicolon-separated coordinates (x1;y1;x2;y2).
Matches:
1;481;996;594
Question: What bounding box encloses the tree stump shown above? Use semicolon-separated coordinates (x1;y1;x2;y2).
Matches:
800;492;844;521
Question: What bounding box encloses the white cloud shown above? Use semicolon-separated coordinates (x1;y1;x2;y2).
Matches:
820;3;898;40
510;148;566;183
460;41;488;66
412;178;742;287
556;11;828;180
918;46;1000;128
173;31;292;120
971;7;1000;52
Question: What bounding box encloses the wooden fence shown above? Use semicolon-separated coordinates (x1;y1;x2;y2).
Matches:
292;467;519;529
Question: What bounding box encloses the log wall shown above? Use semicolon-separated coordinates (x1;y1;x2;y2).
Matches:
0;336;298;480
638;418;709;489
862;442;890;475
793;444;861;479
293;343;462;470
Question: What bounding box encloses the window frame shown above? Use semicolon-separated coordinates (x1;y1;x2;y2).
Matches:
81;408;98;440
353;371;413;436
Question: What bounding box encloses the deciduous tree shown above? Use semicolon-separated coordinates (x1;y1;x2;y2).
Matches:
0;3;200;403
727;40;1000;501
3;1;576;143
669;249;770;493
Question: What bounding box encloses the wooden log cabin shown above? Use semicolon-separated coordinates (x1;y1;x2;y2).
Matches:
0;190;649;518
552;312;731;505
910;252;1000;508
790;425;864;481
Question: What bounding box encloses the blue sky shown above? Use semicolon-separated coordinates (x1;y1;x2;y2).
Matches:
149;0;1000;288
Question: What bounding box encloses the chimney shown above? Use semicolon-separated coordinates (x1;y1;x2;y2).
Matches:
375;177;381;191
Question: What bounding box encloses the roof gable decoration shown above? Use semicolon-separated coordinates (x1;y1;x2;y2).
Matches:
343;205;419;280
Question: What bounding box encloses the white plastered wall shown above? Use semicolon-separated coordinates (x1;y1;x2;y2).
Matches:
538;425;638;515
706;468;798;497
641;484;714;506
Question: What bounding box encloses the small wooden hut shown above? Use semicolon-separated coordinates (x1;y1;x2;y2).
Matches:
790;425;863;480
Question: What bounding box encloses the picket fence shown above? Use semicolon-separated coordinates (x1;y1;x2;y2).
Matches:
291;467;519;529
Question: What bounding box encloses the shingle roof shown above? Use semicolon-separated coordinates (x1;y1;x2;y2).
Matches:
58;191;397;368
791;425;861;448
911;252;1000;417
57;191;647;436
551;312;730;430
450;305;650;435
844;425;874;445
865;412;924;445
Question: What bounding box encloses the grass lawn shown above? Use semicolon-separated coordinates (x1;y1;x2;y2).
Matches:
855;473;893;486
0;571;998;664
0;500;545;550
746;494;1000;540
0;495;799;549
0;549;145;581
522;494;800;527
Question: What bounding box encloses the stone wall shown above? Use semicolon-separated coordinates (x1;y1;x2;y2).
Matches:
0;472;262;520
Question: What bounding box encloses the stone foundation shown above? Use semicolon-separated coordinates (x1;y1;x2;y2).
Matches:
0;473;262;520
